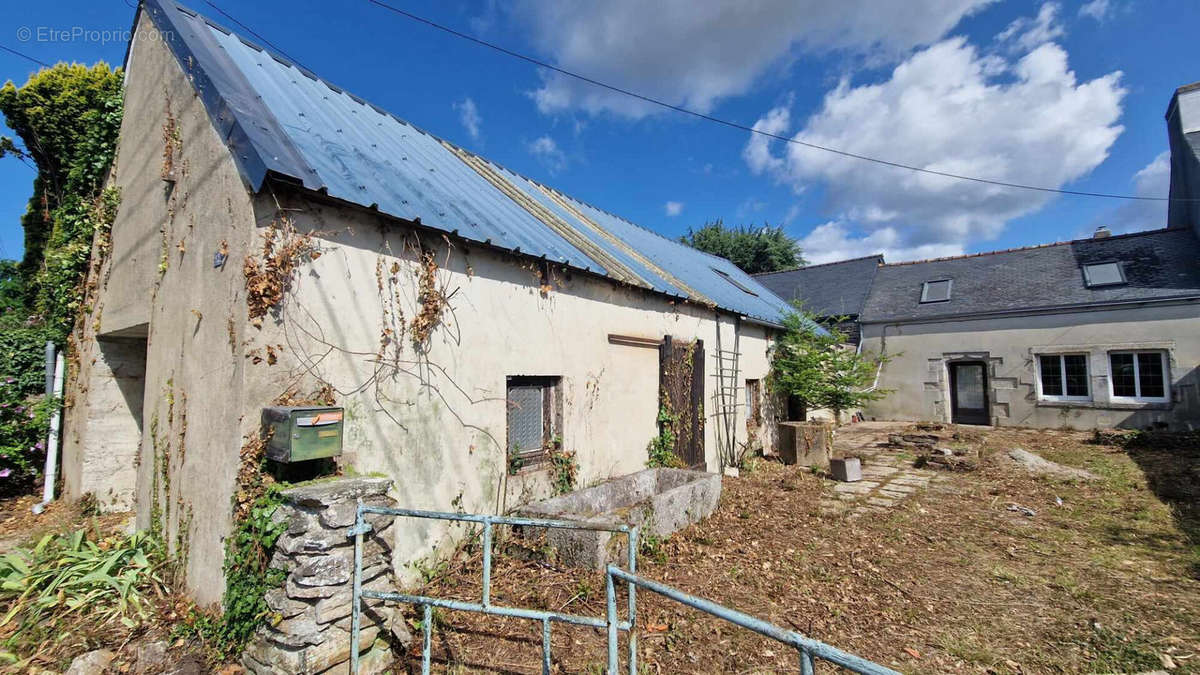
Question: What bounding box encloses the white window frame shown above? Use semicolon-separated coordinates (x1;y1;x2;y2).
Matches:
1107;350;1170;403
1036;353;1091;402
920;279;952;303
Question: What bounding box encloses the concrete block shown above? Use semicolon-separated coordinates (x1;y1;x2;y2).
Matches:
830;457;861;482
519;468;721;569
776;422;833;469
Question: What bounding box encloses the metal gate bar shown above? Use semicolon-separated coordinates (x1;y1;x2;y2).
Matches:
348;505;639;674
605;566;899;675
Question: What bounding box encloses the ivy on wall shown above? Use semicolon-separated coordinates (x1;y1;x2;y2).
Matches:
0;62;123;339
0;63;123;489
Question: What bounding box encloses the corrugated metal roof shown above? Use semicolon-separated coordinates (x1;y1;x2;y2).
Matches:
141;0;800;326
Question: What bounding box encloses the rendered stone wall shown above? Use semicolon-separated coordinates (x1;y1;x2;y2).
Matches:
241;478;408;674
859;304;1200;429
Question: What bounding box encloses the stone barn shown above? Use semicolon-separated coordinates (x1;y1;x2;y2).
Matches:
61;0;805;605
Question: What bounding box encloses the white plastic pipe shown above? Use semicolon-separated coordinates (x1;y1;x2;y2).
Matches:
32;347;65;515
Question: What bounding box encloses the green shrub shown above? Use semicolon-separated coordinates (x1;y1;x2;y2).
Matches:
0;326;57;494
0;529;167;665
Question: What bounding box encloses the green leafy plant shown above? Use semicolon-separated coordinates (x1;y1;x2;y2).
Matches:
639;531;668;565
508;443;525;475
0;63;123;340
0;529;167;664
647;403;684;468
547;436;578;495
768;310;891;423
179;483;286;659
0;324;58;495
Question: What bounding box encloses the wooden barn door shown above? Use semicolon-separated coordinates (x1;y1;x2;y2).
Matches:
659;336;705;469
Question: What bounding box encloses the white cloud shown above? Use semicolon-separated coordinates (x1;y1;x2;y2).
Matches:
747;28;1125;262
510;0;993;119
743;106;790;177
997;2;1064;52
1079;0;1113;21
664;201;684;217
735;198;768;219
453;98;482;142
527;135;567;173
799;222;963;264
1091;151;1169;235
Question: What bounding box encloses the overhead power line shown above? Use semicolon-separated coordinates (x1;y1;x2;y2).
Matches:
367;0;1177;203
0;44;51;68
204;1;310;72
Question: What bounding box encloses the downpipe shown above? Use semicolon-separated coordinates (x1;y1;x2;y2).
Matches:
32;342;65;515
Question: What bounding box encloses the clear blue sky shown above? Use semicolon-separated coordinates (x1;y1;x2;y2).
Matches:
1;0;1196;264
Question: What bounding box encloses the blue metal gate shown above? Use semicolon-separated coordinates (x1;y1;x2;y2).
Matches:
347;503;896;674
347;504;639;674
605;566;898;675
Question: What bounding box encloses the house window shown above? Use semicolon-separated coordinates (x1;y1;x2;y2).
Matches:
1082;262;1125;287
1108;351;1168;402
506;376;562;470
920;279;952;303
1037;354;1090;401
745;379;762;430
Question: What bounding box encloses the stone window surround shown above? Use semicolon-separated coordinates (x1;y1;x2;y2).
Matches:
1028;341;1176;411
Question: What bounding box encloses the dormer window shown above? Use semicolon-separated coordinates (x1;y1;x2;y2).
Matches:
1082;262;1125;287
920;279;952;303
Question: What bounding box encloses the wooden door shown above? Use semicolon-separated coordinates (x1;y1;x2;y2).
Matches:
659;336;705;469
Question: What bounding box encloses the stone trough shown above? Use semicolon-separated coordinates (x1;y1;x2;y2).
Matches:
518;468;721;569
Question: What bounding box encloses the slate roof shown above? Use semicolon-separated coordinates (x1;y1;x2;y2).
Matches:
136;0;800;327
859;228;1200;323
753;255;883;318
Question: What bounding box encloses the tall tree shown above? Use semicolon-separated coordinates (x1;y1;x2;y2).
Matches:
0;62;123;337
679;219;803;274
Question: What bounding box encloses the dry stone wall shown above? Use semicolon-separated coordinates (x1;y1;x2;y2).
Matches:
241;478;410;674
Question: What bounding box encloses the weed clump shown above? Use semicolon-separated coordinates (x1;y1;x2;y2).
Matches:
0;529;167;666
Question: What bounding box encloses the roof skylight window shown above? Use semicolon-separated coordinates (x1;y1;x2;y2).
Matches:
1082;262;1125;287
711;267;759;296
920;279;952;303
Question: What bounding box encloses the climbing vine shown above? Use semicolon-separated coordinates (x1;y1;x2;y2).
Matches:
410;247;449;349
0;63;123;341
180;425;288;653
180;387;337;656
646;402;684;469
242;218;319;327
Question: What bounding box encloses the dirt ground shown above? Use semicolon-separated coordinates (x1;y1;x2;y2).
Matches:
405;423;1200;674
0;494;130;554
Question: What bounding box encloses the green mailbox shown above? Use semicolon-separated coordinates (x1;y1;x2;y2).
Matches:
263;406;344;463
